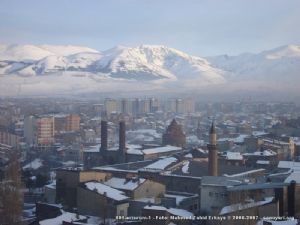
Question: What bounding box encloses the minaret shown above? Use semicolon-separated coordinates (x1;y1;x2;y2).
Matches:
207;121;218;176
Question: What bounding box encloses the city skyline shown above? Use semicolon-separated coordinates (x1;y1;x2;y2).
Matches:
1;1;300;223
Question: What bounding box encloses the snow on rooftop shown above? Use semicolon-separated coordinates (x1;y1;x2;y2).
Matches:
168;208;194;217
181;161;190;174
224;152;243;160
127;144;143;150
220;197;274;215
45;181;56;189
224;169;265;178
256;160;270;165
218;134;249;143
142;145;181;155
186;135;204;145
243;149;277;157
56;146;65;152
144;157;178;170
184;153;193;158
168;222;177;225
223;120;236;126
84;182;129;201
107;146;119;151
93;166;137;173
83;144;100;153
62;161;76;166
39;211;86;225
263;138;290;145
86;216;103;225
164;194;189;206
127;148;143;155
278;161;300;170
144;205;166;211
252;131;268;137
127;129;161;140
23;158;43;170
104;177;146;191
233;134;249;143
196;148;207;154
135;197;156;203
144;205;193;217
284;171;300;184
268;169;292;177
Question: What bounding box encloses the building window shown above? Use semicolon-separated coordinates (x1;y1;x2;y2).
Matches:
209;192;213;197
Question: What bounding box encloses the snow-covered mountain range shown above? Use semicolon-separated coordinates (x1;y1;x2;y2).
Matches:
208;45;300;82
0;44;299;96
0;44;225;84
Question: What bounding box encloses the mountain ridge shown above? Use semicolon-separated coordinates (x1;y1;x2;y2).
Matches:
0;43;299;96
0;44;226;84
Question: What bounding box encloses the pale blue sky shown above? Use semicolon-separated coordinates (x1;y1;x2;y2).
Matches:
0;0;299;56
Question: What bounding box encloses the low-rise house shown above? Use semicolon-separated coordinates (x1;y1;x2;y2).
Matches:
219;197;277;225
199;176;242;215
220;151;245;166
103;176;165;200
77;181;130;218
56;169;111;208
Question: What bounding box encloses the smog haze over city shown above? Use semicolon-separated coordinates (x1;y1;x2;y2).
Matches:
1;1;300;225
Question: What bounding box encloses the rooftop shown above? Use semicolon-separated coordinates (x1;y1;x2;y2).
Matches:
142;145;182;155
104;177;146;191
84;181;129;201
144;157;178;170
220;197;274;215
201;176;242;187
227;182;289;191
278;161;300;170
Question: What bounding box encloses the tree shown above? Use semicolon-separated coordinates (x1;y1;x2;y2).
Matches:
0;153;23;225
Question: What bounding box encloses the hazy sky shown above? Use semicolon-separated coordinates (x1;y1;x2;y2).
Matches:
0;0;299;56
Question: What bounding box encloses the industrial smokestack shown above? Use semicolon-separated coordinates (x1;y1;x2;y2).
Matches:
288;180;296;217
208;121;218;176
100;120;108;152
119;121;126;161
